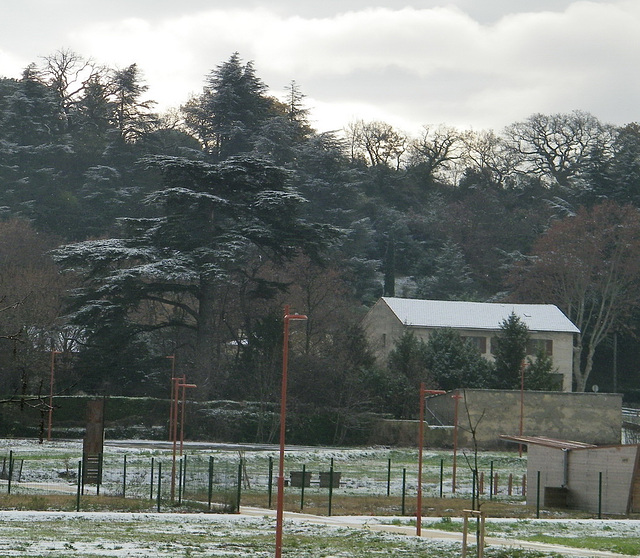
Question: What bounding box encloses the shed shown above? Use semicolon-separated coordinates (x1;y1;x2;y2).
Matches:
501;435;640;515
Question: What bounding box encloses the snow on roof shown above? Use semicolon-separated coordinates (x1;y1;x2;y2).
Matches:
381;297;580;333
499;435;596;450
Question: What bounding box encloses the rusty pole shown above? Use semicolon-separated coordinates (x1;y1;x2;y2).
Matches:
275;305;307;558
417;384;446;536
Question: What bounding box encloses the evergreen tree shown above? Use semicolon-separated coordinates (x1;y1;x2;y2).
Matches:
52;155;337;395
423;328;492;390
492;313;529;389
182;53;273;159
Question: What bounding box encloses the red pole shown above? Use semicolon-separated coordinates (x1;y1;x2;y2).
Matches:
452;392;463;493
180;375;186;456
519;361;525;457
170;376;180;501
47;350;61;442
275;305;307;558
417;383;425;536
167;355;175;442
417;385;446;537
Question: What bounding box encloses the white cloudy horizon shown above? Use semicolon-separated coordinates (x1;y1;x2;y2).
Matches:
1;1;639;136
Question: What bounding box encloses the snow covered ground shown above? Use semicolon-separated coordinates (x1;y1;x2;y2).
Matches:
0;439;638;557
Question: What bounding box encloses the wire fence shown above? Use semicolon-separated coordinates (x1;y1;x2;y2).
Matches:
0;445;527;514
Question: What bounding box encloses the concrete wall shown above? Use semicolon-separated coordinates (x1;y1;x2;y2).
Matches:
371;390;622;449
527;444;640;515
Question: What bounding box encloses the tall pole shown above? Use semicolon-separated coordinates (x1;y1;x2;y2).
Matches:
47;350;61;441
417;384;445;536
519;361;525;458
167;355;175;442
275;305;307;558
417;383;425;537
171;376;195;501
452;392;463;493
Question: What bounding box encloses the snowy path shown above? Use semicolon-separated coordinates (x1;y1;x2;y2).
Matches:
240;506;638;558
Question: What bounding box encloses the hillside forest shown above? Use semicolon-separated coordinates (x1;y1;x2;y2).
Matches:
1;50;640;436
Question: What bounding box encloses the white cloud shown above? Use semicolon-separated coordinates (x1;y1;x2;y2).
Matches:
3;1;639;133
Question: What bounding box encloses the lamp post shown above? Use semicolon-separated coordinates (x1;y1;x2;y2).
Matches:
451;392;463;493
275;305;307;558
519;361;525;457
167;355;175;442
416;383;446;536
47;349;62;441
170;375;196;502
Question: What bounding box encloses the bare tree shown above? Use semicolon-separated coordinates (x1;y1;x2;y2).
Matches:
503;111;615;189
508;201;640;391
408;124;464;184
345;120;407;169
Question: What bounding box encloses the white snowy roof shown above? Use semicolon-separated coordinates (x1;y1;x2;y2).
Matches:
381;297;579;333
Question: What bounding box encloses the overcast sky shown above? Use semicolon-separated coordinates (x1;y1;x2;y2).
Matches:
1;1;639;135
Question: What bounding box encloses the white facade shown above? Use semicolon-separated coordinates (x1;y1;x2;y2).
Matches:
362;297;579;391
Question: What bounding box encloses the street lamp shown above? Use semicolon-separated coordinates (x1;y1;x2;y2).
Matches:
451;391;463;493
416;383;445;537
170;374;196;502
275;305;307;558
47;349;62;441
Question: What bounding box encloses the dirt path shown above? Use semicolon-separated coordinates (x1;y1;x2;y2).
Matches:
240;506;636;558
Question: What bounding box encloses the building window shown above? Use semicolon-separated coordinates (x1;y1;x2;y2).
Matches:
462;336;487;354
527;339;553;356
382;333;386;347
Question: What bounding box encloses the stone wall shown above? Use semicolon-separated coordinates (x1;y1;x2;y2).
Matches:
370;390;622;449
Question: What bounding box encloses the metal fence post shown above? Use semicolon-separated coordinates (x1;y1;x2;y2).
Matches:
157;462;162;513
76;460;82;511
208;456;214;511
268;456;273;508
150;457;155;500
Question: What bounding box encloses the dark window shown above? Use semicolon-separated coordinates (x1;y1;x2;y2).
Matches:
462;336;487;353
527;339;553;356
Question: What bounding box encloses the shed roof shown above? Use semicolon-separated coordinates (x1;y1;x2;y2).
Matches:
499;435;596;450
381;297;580;334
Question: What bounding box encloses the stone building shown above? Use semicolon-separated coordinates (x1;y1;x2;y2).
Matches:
362;297;579;391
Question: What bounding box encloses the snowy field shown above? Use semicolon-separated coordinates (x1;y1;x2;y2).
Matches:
0;510;638;557
0;439;639;557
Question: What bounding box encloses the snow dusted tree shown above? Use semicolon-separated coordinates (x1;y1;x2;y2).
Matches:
52;154;336;395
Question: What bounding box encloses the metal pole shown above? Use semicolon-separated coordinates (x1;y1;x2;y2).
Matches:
167;355;175;442
300;464;306;511
417;385;445;536
76;460;82;511
387;458;391;497
157;462;162;512
536;470;541;518
150;457;155;500
452;392;462;493
236;459;243;511
598;471;603;519
401;467;406;516
268;456;273;508
208;456;214;512
123;455;127;498
47;350;61;441
180;375;186;456
519;361;525;458
275;305;307;558
417;383;425;536
328;458;334;516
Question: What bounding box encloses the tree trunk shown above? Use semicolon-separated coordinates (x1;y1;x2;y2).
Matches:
195;277;219;395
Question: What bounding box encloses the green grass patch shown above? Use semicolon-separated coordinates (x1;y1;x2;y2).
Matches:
528;534;640;556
